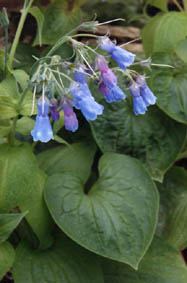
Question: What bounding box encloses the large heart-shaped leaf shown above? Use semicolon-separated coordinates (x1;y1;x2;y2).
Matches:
102;237;187;283
13;232;104;283
149;53;187;124
38;143;96;182
0;212;27;242
0;242;15;280
45;153;158;269
142;12;187;56
157;166;187;250
90;85;186;182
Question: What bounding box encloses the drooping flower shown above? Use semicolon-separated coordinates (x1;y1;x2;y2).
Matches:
98;37;135;69
137;76;157;107
50;106;60;120
129;82;147;115
62;100;78;132
96;55;126;102
50;99;60;121
71;70;104;121
101;68;117;87
31;98;54;142
99;82;126;103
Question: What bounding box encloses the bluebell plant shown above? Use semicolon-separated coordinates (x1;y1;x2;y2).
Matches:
71;69;104;121
62;99;78;132
96;55;126;102
31;97;54;143
29;28;157;143
129;75;157;115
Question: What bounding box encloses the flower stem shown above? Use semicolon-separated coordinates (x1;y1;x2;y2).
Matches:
173;0;184;11
8;0;34;70
47;32;99;57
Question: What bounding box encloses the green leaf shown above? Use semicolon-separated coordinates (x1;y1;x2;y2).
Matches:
0;119;11;139
175;39;187;63
0;76;19;118
0;241;15;280
150;53;187;124
19;170;54;250
0;73;34;118
20;94;36;116
13;232;104;283
102;237;187;283
16;117;35;136
0;144;38;212
29;6;44;46
144;0;168;12
0;96;18;119
53;135;70;146
142;12;187;56
11;69;29;91
38;143;96;182
90;84;186;182
157;167;187;250
45;153;159;269
10;69;36;116
33;0;82;46
0;143;53;248
177;136;187;159
13;43;40;73
0;212;27;242
0;75;19;98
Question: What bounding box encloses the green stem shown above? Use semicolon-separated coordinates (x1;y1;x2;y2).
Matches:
18;85;30;108
183;0;187;11
173;0;184;11
46;33;98;57
4;27;8;78
46;36;71;57
8;0;34;70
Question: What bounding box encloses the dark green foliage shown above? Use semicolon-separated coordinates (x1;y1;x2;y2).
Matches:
0;0;186;282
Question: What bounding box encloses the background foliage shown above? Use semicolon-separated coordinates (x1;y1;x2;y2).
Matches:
0;0;186;282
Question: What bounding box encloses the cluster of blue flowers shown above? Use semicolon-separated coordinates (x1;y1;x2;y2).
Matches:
30;37;157;143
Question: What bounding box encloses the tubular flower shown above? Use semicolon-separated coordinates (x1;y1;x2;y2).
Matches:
97;55;126;102
62;100;78;132
137;76;157;107
71;70;104;121
50;106;60;121
31;98;54;142
98;37;135;70
129;82;147;115
99;82;126;103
